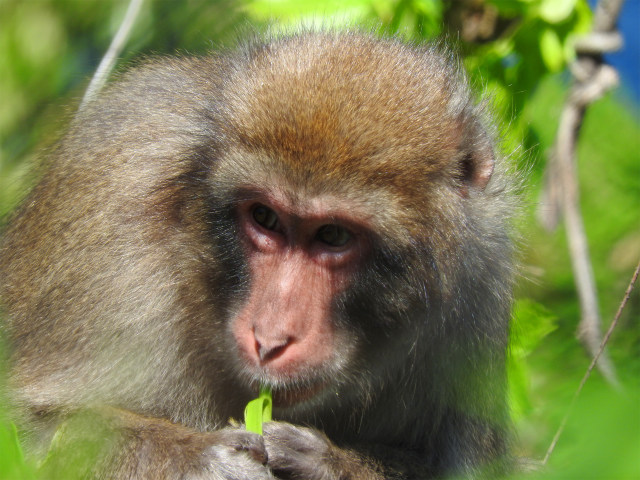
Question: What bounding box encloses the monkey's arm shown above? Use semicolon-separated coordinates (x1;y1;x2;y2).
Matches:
40;411;391;480
37;407;274;480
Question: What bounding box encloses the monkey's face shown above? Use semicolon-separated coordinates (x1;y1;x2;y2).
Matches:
228;186;371;406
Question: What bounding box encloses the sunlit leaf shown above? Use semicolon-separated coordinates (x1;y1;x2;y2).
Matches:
538;0;577;23
245;0;371;23
540;28;564;72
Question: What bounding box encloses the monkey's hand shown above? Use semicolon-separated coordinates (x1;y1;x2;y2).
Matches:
192;427;275;480
262;422;384;480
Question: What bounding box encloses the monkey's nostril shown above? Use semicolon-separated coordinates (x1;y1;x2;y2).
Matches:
255;337;292;363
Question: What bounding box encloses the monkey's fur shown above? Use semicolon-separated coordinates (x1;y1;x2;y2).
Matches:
1;31;515;479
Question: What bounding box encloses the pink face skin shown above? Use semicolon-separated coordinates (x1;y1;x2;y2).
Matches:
231;189;370;394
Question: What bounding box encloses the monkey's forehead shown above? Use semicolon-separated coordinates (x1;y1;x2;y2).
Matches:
215;32;471;195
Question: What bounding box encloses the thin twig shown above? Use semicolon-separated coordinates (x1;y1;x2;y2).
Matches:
80;0;145;110
543;259;639;465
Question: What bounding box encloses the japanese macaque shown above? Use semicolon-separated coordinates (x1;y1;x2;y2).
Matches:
0;31;515;479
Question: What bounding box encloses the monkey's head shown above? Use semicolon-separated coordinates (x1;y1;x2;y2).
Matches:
196;33;507;410
1;32;512;427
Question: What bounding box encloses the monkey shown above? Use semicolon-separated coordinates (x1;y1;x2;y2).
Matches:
0;30;515;479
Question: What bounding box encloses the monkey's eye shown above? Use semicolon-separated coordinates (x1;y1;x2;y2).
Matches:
316;225;351;247
252;205;279;231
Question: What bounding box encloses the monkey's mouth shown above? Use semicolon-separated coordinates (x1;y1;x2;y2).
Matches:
270;380;328;408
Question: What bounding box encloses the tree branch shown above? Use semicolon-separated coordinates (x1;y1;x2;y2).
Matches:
537;0;626;385
80;0;145;110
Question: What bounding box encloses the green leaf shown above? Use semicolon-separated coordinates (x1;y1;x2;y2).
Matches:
412;0;442;18
539;28;564;72
245;0;371;23
0;421;35;479
511;298;558;353
538;0;577;23
508;299;558;420
244;387;272;435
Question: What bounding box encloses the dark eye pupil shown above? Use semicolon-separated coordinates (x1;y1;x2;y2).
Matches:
252;205;278;230
317;225;351;247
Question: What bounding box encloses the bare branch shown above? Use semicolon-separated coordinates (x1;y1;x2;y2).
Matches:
80;0;145;110
573;32;622;55
592;0;626;31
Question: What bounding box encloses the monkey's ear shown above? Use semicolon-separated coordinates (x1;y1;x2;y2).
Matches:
457;124;495;195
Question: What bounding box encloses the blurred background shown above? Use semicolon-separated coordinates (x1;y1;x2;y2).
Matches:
0;0;638;478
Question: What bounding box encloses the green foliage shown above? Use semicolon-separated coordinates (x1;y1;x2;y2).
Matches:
509;299;558;420
509;385;640;480
0;336;33;479
245;0;445;37
37;412;118;480
545;386;640;480
0;421;34;480
246;0;371;25
462;0;592;153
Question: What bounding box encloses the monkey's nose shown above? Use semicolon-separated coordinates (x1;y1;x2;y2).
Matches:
255;336;292;363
